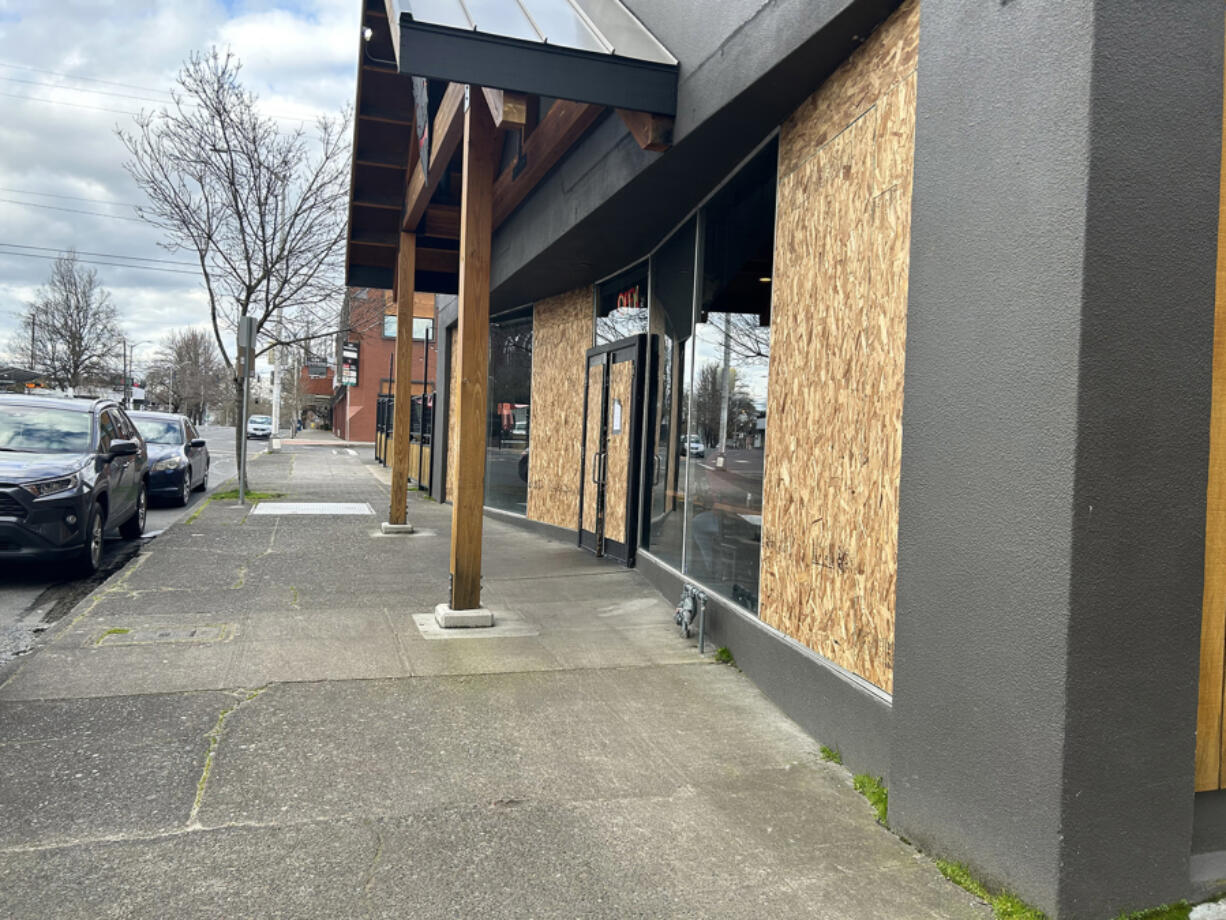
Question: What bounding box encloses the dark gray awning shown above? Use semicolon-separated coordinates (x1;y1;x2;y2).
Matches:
394;0;678;115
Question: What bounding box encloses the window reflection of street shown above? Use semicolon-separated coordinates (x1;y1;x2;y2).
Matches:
485;312;532;515
639;142;776;614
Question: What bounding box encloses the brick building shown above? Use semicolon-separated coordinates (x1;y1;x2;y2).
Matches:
332;287;437;443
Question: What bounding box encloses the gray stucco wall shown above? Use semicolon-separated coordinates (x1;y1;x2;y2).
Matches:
891;2;1222;918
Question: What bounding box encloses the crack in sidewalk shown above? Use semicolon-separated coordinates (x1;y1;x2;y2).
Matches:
187;684;270;828
361;819;385;895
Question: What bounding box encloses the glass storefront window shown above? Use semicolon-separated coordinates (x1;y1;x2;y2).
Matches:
644;217;696;572
485;311;533;513
682;142;776;613
595;262;649;345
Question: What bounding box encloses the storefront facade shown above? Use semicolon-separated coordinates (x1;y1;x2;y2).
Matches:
347;1;1226;916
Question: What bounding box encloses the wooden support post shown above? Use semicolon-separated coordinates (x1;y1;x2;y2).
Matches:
449;87;497;610
387;232;417;527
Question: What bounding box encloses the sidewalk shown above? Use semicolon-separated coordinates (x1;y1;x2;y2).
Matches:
0;445;990;919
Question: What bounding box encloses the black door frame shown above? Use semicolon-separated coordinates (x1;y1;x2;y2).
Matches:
578;333;647;565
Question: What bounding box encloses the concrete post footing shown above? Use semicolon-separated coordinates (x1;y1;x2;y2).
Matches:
434;603;494;628
380;522;415;535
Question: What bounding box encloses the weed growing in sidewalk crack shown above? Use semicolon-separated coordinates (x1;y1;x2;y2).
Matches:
935;861;1046;920
819;745;842;765
1112;902;1193;920
714;646;735;666
210;489;285;502
188;686;269;826
852;773;888;825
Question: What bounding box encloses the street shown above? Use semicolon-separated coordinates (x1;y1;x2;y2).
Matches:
0;425;262;663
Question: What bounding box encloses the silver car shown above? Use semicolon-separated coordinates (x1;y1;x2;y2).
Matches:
246;415;273;439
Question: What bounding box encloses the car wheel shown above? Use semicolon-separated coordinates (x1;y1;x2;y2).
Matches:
120;484;147;540
194;464;208;492
176;471;191;507
76;503;104;576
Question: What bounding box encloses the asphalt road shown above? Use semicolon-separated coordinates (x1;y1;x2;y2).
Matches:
0;425;266;662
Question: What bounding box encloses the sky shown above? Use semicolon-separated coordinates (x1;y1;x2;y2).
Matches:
0;0;361;371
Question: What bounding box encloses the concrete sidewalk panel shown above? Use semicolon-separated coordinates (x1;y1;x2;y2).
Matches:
0;641;240;701
227;638;411;685
0;818;375;920
0;691;230;846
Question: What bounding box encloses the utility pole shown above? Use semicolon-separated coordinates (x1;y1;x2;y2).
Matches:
122;340;131;409
237;316;257;504
716;312;732;469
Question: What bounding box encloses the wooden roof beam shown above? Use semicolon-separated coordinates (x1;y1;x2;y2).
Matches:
403;82;466;233
481;88;528;128
616;109;673;152
492;100;604;228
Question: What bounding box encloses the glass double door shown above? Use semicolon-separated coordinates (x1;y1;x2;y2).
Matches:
579;335;646;564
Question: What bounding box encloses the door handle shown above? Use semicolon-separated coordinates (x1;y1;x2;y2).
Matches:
591;452;601;484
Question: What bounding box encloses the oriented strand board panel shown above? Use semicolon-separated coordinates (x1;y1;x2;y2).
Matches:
527;287;595;529
758;0;918;694
446;330;458;501
777;0;919;179
603;359;634;545
1196;24;1226;792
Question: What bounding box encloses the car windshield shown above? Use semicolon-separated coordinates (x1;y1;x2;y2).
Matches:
250;416;271;425
133;418;183;445
0;404;92;452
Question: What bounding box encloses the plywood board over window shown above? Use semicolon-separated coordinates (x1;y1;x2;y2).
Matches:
527;287;594;529
758;0;919;694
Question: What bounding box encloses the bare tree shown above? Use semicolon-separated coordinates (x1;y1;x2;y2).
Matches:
145;329;227;424
119;49;354;475
9;252;122;391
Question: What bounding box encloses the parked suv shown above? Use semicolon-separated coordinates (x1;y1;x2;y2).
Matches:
0;395;148;575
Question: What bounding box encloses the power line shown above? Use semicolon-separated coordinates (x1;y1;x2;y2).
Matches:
0;69;316;124
0;90;141;118
0;198;145;223
2;87;315;125
0;188;141;208
0;248;199;276
0;75;175;107
0;59;175;98
0;242;196;267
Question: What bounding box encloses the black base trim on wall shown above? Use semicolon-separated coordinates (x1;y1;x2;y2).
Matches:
484;506;578;547
635;550;893;783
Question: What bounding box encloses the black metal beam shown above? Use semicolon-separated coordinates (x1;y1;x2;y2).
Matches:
398;20;677;117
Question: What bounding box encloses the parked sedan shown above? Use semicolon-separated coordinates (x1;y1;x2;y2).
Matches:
0;395;147;575
129;412;210;507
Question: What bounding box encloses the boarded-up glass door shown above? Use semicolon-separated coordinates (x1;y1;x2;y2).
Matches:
578;335;646;564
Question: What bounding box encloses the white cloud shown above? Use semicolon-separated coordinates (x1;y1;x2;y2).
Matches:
0;0;359;363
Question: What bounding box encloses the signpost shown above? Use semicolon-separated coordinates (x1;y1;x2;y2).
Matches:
237;316;257;505
341;342;360;387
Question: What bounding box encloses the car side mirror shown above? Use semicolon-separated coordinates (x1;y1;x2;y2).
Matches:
190;438;206;448
109;439;139;457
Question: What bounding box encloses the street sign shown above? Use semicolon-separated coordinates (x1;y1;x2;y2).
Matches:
342;342;359;387
236;316;257;379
